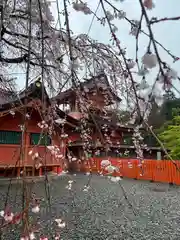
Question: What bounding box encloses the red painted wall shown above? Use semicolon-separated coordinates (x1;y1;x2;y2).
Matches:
0;110;65;167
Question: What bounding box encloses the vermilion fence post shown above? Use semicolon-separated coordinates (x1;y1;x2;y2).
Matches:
96;158;101;173
89;157;100;173
152;160;171;183
109;158;123;177
170;160;180;185
136;159;153;181
121;159;138;179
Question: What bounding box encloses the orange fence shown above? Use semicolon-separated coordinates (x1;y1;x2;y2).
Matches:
85;158;180;185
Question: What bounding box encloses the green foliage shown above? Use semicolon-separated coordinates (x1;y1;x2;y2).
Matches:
159;115;180;159
172;107;180;117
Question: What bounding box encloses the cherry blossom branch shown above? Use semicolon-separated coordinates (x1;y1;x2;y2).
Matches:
138;0;164;74
103;0;179;61
100;0;143;123
150;16;180;25
63;0;77;88
135;13;144;71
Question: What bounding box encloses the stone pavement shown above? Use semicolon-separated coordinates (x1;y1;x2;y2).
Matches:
0;174;180;239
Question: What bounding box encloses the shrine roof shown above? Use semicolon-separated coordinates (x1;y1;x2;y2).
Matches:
0;79;50;111
53;73;121;104
0;80;80;127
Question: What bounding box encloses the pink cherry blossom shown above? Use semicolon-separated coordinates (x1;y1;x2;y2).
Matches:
143;0;155;9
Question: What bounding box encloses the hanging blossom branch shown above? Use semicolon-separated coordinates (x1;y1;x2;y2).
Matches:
98;0;180;94
99;0;142;116
96;0;180;165
99;0;148;172
0;0;129;96
138;0;180;94
103;0;180;62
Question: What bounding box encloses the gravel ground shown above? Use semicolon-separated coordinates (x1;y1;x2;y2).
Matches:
0;174;180;240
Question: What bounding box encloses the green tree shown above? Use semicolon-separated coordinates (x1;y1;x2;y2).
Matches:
159;115;180;159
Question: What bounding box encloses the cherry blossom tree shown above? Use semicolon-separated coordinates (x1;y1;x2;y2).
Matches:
0;0;180;239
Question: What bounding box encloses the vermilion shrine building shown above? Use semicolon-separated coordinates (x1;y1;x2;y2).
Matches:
0;74;163;177
54;73;163;172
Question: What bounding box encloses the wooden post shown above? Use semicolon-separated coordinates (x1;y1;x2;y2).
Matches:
24;132;29;166
39;167;42;176
61;140;65;169
17;167;20;178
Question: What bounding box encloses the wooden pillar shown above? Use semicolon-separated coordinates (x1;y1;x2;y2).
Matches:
70;97;76;111
17;167;20;178
39;167;42;176
61;140;65;167
81;160;86;172
25;132;30;166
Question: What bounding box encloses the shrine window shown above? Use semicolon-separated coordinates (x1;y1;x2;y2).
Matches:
0;130;22;144
30;133;51;146
122;135;133;145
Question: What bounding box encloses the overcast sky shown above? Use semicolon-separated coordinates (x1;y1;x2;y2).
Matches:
15;0;180;96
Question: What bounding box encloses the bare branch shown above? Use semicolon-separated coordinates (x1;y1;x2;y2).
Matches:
150;16;180;24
